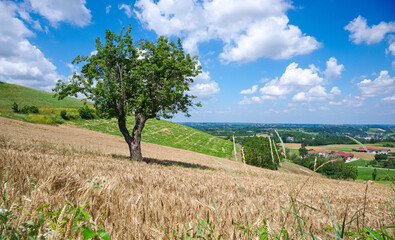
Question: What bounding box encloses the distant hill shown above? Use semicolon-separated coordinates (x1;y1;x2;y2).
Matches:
0;81;86;111
0;82;233;158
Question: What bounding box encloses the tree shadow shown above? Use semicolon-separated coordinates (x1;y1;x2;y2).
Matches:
111;154;214;170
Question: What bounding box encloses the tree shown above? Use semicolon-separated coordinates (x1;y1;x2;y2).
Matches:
243;137;279;170
53;25;201;161
298;143;308;158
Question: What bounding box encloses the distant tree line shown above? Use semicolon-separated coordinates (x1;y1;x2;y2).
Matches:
243;137;280;170
293;155;358;180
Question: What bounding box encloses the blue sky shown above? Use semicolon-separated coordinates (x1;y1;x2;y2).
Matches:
1;0;395;124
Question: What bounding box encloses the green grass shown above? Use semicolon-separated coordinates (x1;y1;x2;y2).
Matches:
346;159;368;167
72;117;233;158
357;167;395;182
0;82;233;158
0;81;86;110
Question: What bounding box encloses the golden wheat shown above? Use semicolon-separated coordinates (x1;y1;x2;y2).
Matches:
0;117;394;239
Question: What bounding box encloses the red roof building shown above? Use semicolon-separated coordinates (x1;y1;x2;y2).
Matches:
355;147;391;154
333;151;354;158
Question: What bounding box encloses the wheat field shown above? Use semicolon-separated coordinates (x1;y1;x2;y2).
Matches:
0;117;394;239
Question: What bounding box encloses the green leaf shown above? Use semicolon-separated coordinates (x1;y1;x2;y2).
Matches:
82;228;97;239
98;229;111;240
36;204;50;212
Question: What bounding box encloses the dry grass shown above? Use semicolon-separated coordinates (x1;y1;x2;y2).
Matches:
1;117;394;239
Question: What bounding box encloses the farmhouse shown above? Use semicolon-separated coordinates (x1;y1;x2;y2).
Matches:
333;151;354;161
354;147;391;154
308;150;330;157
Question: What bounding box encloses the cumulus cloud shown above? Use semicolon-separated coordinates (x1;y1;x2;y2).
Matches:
381;94;395;104
188;70;220;99
238;96;263;105
292;85;329;102
27;0;91;27
119;4;132;18
0;1;62;90
134;0;320;63
345;16;395;44
259;62;323;98
324;57;344;80
357;71;395;98
240;85;258;94
330;86;341;95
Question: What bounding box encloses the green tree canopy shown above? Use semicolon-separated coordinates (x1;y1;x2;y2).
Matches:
53;25;201;161
243;137;279;170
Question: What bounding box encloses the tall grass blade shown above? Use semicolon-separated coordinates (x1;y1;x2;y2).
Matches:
291;197;304;237
233;135;238;162
274;129;287;162
346;135;368;153
379;197;395;210
361;222;380;240
340;207;348;238
211;197;221;223
268;136;276;168
323;192;340;235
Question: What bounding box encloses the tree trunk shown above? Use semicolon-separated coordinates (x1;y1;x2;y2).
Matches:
117;114;146;161
131;113;146;161
118;117;133;159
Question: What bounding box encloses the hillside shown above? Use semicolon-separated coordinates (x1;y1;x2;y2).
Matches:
0;82;233;158
0;117;393;239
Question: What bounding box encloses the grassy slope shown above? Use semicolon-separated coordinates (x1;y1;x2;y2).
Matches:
0;82;233;158
0;82;85;110
71;117;233;158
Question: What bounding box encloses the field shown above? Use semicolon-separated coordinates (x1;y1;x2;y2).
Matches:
283;143;395;161
357;168;395;181
1;117;394;239
70;117;233;159
0;82;233;159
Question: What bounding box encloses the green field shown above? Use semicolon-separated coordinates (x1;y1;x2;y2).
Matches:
0;82;233;158
346;159;367;167
72;117;233;158
357;167;395;182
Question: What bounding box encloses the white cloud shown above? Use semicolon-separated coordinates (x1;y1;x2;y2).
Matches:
240;85;258;94
134;0;320;63
324;57;344;80
381;94;395;104
119;4;132;18
357;71;395;98
0;1;62;90
27;0;91;27
330;86;341;95
279;62;322;86
188;70;220;99
292;85;329;102
345;16;395;44
238;96;264;105
106;5;112;14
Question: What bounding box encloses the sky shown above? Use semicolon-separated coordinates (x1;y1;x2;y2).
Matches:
1;0;395;124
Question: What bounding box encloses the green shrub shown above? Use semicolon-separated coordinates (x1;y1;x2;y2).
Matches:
29;105;39;113
60;110;69;120
78;103;95;120
12;102;19;113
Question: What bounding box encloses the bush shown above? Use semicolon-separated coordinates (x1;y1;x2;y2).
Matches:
78;103;95;119
60;110;69;120
12;103;39;114
20;105;29;114
12;102;19;113
29;105;39;113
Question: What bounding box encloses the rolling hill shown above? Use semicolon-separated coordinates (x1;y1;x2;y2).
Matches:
0;82;233;158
